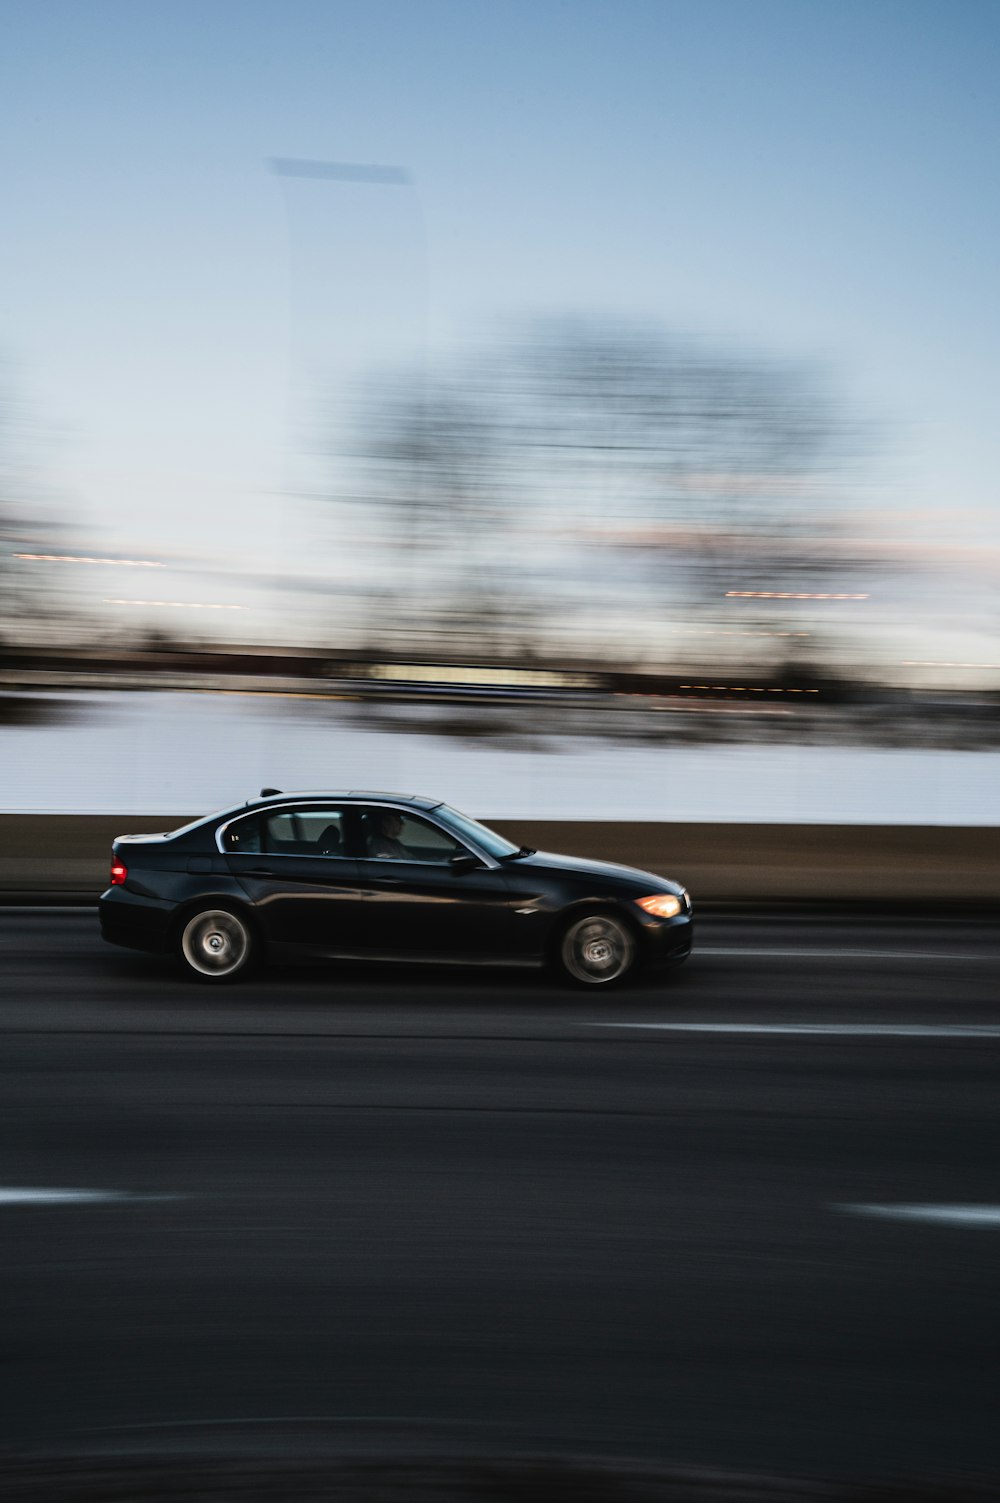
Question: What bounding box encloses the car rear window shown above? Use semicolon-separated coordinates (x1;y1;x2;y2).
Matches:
220;815;262;853
263;808;347;857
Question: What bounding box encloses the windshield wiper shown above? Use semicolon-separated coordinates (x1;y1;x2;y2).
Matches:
503;845;535;860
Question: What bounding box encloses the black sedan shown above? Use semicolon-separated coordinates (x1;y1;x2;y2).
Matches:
99;790;692;987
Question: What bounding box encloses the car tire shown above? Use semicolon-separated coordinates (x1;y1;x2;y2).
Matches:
554;909;638;989
177;904;258;983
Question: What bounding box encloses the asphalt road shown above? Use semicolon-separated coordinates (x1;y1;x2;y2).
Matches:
2;910;1000;1482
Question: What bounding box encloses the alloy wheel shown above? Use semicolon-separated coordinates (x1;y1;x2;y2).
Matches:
560;913;635;986
181;908;252;979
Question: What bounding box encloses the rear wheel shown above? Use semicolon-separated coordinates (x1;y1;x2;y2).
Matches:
178;906;257;983
556;910;637;988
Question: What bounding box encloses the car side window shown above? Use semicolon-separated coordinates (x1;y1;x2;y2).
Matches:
359;808;464;864
262;808;348;859
221;815;262;854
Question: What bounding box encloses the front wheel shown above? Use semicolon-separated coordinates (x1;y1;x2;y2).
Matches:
177;905;257;983
555;910;637;988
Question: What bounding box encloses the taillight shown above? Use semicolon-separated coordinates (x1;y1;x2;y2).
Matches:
110;860;127;886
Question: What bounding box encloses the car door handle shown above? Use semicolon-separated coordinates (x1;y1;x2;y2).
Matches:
248;867;274;876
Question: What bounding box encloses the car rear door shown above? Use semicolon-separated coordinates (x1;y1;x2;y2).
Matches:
353;805;515;961
220;805;366;955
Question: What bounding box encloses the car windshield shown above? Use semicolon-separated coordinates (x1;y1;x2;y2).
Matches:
432;804;520;859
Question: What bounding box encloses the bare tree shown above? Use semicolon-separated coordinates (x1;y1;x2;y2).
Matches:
328;317;878;662
0;363;81;650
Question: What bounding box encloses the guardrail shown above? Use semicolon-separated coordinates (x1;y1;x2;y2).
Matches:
1;815;997;902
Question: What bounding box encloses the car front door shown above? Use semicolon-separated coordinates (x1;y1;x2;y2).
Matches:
353;805;515;961
221;805;366;955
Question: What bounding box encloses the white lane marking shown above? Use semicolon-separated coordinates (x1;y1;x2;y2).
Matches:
0;906;95;914
0;1187;175;1205
700;947;995;962
91;1414;492;1430
838;1204;1000;1228
586;1023;1000;1037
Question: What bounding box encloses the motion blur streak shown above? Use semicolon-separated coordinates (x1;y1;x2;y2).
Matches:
102;598;247;610
0;1188;126;1205
838;1205;1000;1228
3;0;1000;1490
270;157;412;185
13;553;163;567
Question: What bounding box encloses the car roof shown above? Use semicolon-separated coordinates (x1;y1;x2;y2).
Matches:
166;792;444;843
246;790;441;811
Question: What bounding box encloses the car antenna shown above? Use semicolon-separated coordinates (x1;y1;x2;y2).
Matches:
260;787;283;797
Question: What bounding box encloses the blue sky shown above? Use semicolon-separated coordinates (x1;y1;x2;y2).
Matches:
2;0;999;653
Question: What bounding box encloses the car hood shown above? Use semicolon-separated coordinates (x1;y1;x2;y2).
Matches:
509;849;684;895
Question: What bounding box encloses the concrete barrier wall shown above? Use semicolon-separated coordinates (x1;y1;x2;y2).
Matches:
1;814;997;903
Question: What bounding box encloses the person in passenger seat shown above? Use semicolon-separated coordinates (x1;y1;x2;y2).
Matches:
317;824;342;856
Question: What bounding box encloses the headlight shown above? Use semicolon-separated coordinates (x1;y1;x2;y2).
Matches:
635;893;683;919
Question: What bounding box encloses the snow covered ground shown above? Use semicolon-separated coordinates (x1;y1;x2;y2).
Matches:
2;689;999;824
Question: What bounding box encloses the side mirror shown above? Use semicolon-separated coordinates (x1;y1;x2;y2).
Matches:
450;851;481;873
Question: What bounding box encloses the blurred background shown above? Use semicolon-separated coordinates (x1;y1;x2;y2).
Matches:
5;9;1000;1495
2;0;999;816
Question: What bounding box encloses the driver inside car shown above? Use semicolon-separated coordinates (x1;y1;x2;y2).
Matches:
369;810;409;859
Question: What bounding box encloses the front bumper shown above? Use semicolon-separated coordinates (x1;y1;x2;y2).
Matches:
635;909;693;969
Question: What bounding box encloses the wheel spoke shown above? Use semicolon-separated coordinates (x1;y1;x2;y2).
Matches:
562;915;634;985
182;910;249;977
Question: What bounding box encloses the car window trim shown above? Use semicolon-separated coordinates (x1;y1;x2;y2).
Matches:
216;800;500;869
